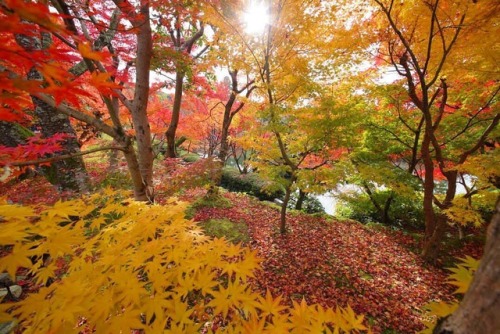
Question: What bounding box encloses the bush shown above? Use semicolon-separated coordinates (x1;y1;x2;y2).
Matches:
286;192;325;214
0;191;368;333
336;190;424;230
220;168;284;201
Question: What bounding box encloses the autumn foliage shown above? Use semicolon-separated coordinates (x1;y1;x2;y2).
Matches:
0;190;368;333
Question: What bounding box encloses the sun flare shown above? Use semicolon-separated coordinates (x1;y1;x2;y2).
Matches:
243;1;270;35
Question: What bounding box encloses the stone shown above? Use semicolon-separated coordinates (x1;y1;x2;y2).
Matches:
0;321;16;334
0;285;22;300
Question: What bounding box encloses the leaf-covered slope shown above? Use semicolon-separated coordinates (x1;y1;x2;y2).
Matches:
185;190;454;333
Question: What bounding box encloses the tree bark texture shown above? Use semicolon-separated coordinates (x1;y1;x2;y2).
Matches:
128;0;154;201
15;30;89;192
433;197;500;333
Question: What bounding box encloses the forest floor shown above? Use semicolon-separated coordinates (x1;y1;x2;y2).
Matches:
0;158;485;334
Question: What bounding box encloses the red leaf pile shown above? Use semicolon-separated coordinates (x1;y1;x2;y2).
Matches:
185;190;459;333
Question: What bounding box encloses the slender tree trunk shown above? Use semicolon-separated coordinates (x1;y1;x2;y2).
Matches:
362;181;393;225
280;184;292;234
107;139;120;172
433;197;500;333
382;193;394;225
218;115;231;162
421;132;438;261
295;189;306;210
165;69;185;158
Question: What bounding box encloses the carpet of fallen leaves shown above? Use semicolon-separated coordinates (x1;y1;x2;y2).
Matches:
1;168;484;334
181;189;464;334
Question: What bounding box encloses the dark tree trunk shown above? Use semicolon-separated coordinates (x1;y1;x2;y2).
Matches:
362;181;393;225
165;69;185;158
31;94;90;192
433;197;500;333
295;189;306;210
382;193;394;225
0;122;30;147
15;31;89;193
280;184;292;234
421;132;439;262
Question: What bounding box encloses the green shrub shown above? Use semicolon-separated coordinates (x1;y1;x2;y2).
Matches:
286;192;325;214
336;190;424;230
220;168;283;201
181;152;201;163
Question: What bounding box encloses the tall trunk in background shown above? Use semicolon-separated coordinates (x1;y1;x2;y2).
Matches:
163;18;205;158
165;69;185;158
0;122;30;147
295;189;306;211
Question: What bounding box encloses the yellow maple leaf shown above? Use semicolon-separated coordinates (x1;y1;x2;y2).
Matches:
0;220;32;245
341;304;367;331
0;204;35;218
0;244;33;278
257;290;287;317
445;256;479;294
43;199;82;220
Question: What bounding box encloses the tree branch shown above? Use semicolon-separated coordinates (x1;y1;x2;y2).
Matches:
6;146;126;167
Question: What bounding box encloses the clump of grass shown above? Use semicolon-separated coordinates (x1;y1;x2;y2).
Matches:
185;187;232;219
202;218;250;244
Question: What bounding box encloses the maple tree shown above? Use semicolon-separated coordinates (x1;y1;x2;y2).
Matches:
364;0;499;261
152;1;212;158
0;0;156;201
225;0;370;233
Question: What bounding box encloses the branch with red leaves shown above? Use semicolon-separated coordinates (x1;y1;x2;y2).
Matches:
4;146;125;168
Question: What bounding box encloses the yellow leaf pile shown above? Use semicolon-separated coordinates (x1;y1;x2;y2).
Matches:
0;190;368;333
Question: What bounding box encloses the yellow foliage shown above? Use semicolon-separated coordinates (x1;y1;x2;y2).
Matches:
0;190;368;333
419;256;480;333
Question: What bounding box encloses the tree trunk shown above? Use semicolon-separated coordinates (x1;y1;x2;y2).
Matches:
382;193;394;225
128;0;154;201
218;116;231;162
0;122;30;147
295;189;306;210
280;184;292;234
15;32;89;193
433;197;500;333
421;132;439;261
422;170;458;262
165;69;185;158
